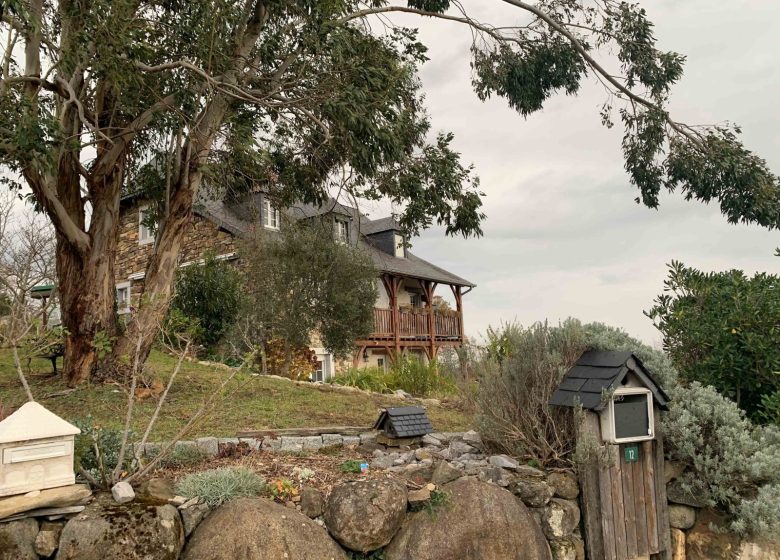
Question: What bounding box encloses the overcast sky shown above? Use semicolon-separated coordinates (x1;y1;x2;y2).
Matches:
359;1;780;346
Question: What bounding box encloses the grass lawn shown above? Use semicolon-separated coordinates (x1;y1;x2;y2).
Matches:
0;349;471;440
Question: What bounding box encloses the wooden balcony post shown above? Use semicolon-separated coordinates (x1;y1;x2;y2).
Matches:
382;274;402;361
451;285;464;344
423;280;438;362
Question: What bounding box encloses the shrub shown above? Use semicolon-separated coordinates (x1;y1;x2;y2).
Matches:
331;358;456;397
331;367;389;393
385;357;457;397
340;459;363;474
175;467;266;507
170;254;244;350
663;382;780;536
147;443;208;469
72;417;132;486
475;320;585;467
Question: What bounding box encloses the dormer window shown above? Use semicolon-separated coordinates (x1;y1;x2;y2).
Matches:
335;219;349;244
138;207;155;245
394;233;405;258
263;199;280;230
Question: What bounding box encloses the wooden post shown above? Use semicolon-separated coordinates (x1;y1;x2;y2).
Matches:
451;285;464;343
382;274;402;363
352;345;367;369
423;280;438;363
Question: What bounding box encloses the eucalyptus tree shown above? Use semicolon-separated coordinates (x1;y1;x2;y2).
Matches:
1;0;778;384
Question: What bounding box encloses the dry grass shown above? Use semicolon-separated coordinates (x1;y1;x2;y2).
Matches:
0;349;471;440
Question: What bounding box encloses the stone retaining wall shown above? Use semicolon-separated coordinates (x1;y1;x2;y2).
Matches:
6;430;777;559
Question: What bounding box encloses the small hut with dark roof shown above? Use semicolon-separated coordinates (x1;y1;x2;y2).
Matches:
550;350;673;560
373;407;433;442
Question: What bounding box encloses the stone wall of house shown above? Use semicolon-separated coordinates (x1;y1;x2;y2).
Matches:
116;201;238;306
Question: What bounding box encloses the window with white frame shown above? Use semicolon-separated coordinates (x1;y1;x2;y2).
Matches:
335;219;349;244
116;282;131;314
263;199;281;230
138;207;156;245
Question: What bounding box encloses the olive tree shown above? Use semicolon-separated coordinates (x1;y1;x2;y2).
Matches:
2;0;778;384
236;221;377;375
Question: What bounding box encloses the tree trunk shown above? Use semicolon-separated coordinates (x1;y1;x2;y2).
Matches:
111;184;194;367
58;182;120;386
110;94;230;369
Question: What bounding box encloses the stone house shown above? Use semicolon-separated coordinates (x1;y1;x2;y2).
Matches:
116;192;475;380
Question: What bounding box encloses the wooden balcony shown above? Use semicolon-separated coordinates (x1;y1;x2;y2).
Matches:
364;307;463;342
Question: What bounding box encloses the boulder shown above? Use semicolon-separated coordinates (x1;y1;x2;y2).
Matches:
462;430;482;446
738;538;780;560
385;477;552;560
137;478;175;503
111;481;135;504
324;479;408;552
488;454;519;470
667;480;708;508
34;521;64;557
300;487;325;518
56;494;184;560
0;484;91;519
546;472;579;500
183;497;346;560
686;509;740;560
179;501;211;537
549;535;585;560
431;461;462;486
478;465;513;487
540;499;580;539
404;463;436;486
408;488;431;506
668;504;696;530
0;518;38;560
511;478;554;507
670;528;685;560
664;460;686;484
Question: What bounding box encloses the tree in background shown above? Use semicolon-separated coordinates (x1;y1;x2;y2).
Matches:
168;254;244;351
3;1;780;384
647;261;780;423
235;222;377;376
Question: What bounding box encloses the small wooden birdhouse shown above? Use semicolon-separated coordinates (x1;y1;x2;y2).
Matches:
374;407;433;440
0;402;80;497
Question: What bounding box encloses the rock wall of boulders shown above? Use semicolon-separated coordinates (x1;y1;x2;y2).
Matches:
4;430;778;559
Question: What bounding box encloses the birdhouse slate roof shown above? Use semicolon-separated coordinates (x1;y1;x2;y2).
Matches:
0;402;80;444
549;351;670;411
373;407;434;438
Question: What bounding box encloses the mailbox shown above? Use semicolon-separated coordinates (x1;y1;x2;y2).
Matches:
549;350;672;560
600;387;654;444
0;402;81;497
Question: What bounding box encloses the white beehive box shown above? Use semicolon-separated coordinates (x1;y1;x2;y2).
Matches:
0;402;80;497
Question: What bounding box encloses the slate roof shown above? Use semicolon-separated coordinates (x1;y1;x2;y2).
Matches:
373;407;434;438
549;351;670;411
361;242;475;287
125;191;475;288
360;216;400;235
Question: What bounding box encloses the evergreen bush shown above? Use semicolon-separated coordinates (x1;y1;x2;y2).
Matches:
169;254;244;350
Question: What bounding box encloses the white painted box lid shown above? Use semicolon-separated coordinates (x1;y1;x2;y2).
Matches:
0;402;80;444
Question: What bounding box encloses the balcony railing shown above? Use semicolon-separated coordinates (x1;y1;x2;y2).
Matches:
368;307;462;340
